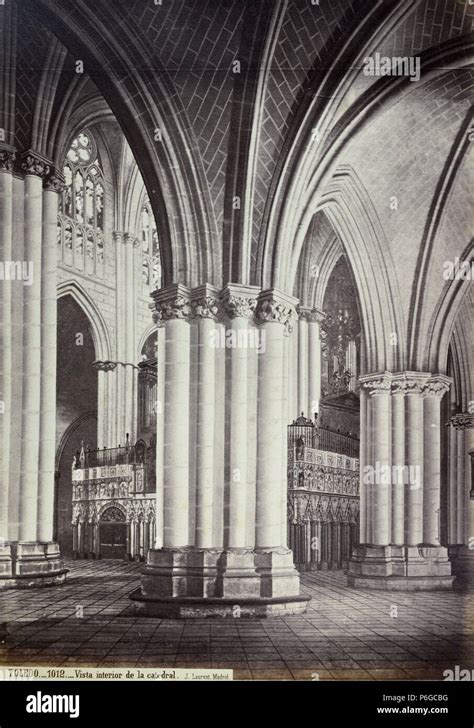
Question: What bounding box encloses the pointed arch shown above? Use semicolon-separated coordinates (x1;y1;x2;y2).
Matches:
286;166;405;374
57;279;113;362
408;111;473;370
33;0;219;288
425;246;473;378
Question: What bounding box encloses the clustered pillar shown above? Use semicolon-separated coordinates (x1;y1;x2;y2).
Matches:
348;371;454;590
447;412;474;580
0;148;66;587
132;283;307;616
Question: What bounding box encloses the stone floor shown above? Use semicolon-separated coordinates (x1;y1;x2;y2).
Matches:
0;560;472;680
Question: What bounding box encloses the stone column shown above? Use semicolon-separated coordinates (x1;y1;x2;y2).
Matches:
307;309;325;419
348;371;453;591
297;311;308;416
217;284;261;596
360;373;392;546
92;360;117;448
448;413;474;581
0;147;15;563
254;289;301;597
37;168;64;543
220;285;258;548
192;285;220;548
422;375;451;545
404;373;429;545
18;153;47;542
123;233;138;441
390;379;406;546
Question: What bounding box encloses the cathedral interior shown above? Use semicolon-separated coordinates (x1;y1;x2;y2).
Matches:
0;0;473;680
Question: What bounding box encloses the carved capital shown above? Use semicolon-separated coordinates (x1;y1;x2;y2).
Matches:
255;289;298;333
191;284;221;320
423;374;452;399
298;307;325;324
21;150;50;178
92;360;117;372
220;284;259;320
390;371;430;395
450;413;474;430
151;284;192;324
124;232;139;248
359;372;392;395
0;146;16;173
44;167;65;193
112;231;124;244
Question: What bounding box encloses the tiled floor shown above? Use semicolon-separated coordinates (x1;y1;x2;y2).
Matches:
1;560;472;680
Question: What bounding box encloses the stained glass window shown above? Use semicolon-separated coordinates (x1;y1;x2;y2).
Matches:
141;199;162;289
57;131;105;277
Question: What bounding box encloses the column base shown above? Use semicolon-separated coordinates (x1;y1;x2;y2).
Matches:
347;545;454;591
130;547;309;617
0;542;68;589
449;545;474;587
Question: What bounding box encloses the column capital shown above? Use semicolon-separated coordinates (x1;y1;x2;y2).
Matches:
92;360;117;372
112;230;124;244
359;371;392;395
423;374;452;399
220;283;259;319
0;144;16;173
124;232;140;247
43;167;65;193
298;306;325;324
450;412;474;430
191;284;221;320
20;150;51;178
255;288;298;333
151;284;192;325
390;371;430;395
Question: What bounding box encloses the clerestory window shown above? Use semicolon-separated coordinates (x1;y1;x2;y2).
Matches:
57;131;105;277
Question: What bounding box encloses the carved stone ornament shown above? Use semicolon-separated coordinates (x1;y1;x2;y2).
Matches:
152;291;192;324
21;152;50;178
192;295;221;320
0;148;16;173
298;307;325;324
43;167;65;193
93;360;117;372
223;295;257;320
256;297;297;333
360;372;392;395
450;413;474;430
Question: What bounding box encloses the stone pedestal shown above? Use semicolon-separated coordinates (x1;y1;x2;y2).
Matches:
347;544;453;590
0;542;68;589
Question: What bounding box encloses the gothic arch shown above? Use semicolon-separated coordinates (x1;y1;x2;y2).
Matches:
286;166;405;374
409;111;473;370
55;410;97;471
424;250;473;379
98;503;127;522
32;0;219;288
57;280;113;362
259;34;472;292
138;325;158;363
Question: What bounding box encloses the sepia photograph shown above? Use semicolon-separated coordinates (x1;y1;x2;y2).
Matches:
0;0;473;722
